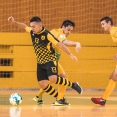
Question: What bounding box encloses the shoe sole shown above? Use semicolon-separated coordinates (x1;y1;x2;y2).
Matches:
51;103;70;106
37;102;44;105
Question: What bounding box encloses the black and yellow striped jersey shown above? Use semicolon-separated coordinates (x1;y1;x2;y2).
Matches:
25;27;60;64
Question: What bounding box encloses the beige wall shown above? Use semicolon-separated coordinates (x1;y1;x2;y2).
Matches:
0;0;117;33
0;33;117;89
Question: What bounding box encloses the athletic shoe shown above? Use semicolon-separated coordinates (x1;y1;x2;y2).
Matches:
52;98;70;106
72;82;83;94
91;97;106;105
33;96;44;104
62;98;70;105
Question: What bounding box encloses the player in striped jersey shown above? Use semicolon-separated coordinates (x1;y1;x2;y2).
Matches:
33;20;82;106
8;16;82;106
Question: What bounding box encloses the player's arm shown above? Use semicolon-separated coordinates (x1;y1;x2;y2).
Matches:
47;34;78;62
8;16;28;31
57;42;78;62
63;40;81;53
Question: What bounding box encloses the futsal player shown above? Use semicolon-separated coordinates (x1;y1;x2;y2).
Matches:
33;20;81;106
91;16;117;105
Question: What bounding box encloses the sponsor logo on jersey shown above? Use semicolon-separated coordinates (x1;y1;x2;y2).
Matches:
59;34;65;39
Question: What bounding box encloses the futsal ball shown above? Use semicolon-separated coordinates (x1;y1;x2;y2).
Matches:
9;93;22;106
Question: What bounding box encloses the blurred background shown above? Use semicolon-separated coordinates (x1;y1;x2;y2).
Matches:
0;0;117;33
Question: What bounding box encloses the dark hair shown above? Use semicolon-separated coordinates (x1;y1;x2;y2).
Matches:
30;16;42;23
61;20;75;28
100;16;113;25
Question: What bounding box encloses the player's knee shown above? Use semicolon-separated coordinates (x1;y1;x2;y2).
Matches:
110;77;117;82
48;81;52;84
109;69;117;82
48;75;57;83
110;75;117;82
38;80;48;89
59;73;67;78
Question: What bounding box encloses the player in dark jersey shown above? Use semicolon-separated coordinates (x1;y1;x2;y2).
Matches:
33;20;81;106
8;16;82;105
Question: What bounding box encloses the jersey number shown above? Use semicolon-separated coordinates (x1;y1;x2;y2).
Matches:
35;38;39;43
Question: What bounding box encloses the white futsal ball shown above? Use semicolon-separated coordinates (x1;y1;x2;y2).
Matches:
9;93;22;106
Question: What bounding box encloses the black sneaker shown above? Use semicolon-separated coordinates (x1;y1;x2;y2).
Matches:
52;98;70;106
62;98;70;105
72;82;83;94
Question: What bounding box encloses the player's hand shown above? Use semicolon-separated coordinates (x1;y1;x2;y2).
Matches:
113;54;117;60
76;42;81;53
8;16;14;23
70;54;78;62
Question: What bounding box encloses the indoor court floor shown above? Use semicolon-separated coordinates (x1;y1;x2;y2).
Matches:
0;90;117;117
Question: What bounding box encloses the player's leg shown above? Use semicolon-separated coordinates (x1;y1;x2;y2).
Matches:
49;75;82;105
48;61;82;94
33;88;45;104
33;63;67;104
37;63;59;103
48;61;83;105
33;62;56;104
33;63;47;104
57;73;67;99
34;62;68;105
36;61;82;106
55;76;82;94
57;63;67;100
52;62;70;105
33;81;52;104
91;67;117;105
39;79;59;104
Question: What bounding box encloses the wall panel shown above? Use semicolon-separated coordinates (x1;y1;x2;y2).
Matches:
0;33;116;89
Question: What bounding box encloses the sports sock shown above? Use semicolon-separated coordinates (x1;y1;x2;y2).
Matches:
102;79;116;100
57;84;67;100
37;81;52;98
37;89;45;99
56;77;73;87
43;84;58;98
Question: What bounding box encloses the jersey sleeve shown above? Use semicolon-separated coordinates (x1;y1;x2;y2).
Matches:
25;27;32;33
47;33;60;45
50;30;66;43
